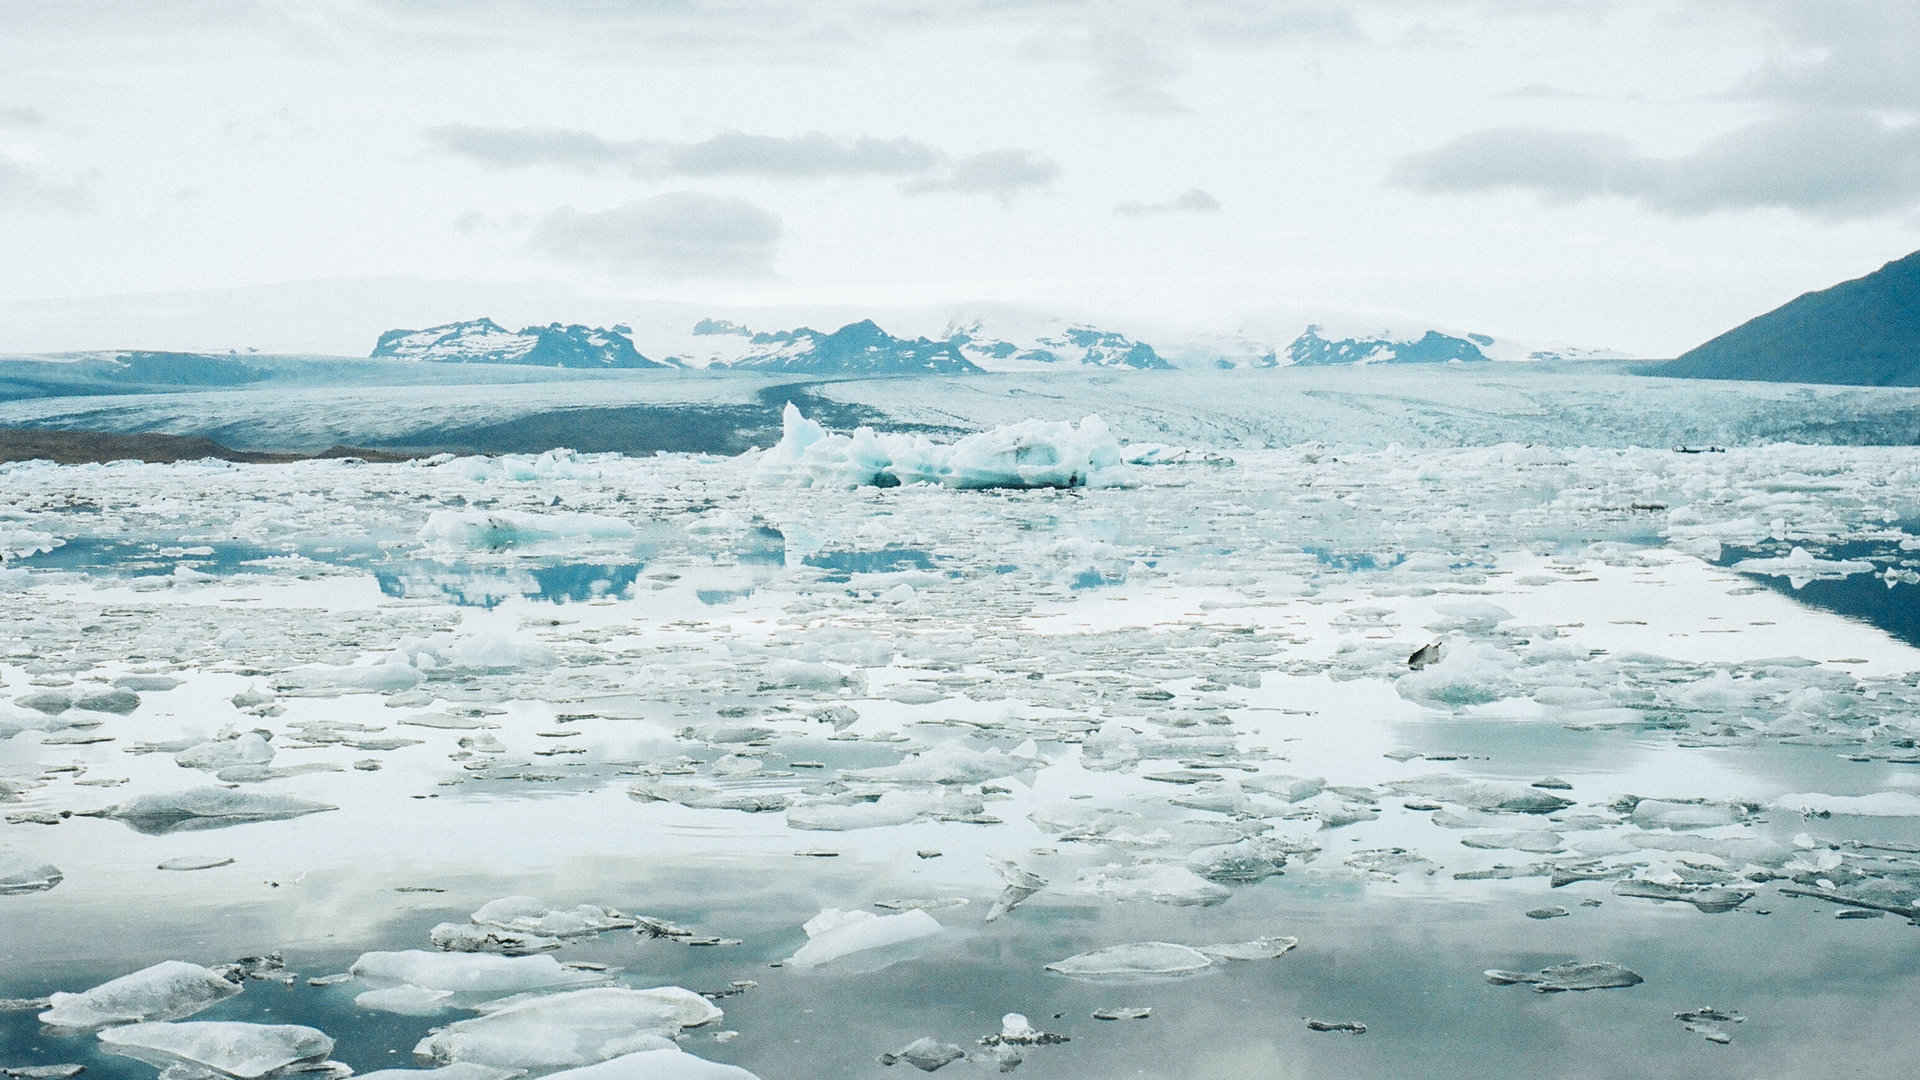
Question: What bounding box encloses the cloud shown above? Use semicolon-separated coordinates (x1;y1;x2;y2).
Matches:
1390;115;1920;220
901;148;1060;201
667;132;940;176
1115;187;1222;216
429;126;950;179
1730;1;1920;110
0;154;92;212
0;106;46;128
527;192;781;277
426;124;643;170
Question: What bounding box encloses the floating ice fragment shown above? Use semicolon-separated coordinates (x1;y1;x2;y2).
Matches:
1773;792;1920;817
1045;943;1215;978
1484;961;1642;992
1195;937;1298;961
470;898;637;938
349;951;607;994
1305;1019;1367;1034
175;733;274;772
429;924;562;956
413;987;720;1071
1730;546;1873;589
156;857;235;872
758;404;1131;490
355;985;457;1016
1090;1007;1151;1021
1629;799;1740;830
1072;864;1229;906
39;962;242;1031
1675;1007;1744;1045
877;1038;964;1072
0;847;61;894
984;859;1044;923
354;1065;521;1080
783;908;942;970
96;1022;333;1080
537;1048;761;1080
102;789;336;834
418;510;635;550
1612;880;1752;913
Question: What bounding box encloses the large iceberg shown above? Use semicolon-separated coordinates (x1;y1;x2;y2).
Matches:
756;404;1131;489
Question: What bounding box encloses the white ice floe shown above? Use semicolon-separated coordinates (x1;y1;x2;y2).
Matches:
349;951;608;994
1773;792;1920;817
355;985;458;1016
413;987;721;1070
39;962;242;1031
174;732;274;771
0;846;62;894
1044;942;1216;978
756;404;1131;490
97;1021;334;1080
539;1048;762;1080
470;897;636;938
1071;864;1231;906
104;789;338;833
782;908;942;970
354;1065;521;1080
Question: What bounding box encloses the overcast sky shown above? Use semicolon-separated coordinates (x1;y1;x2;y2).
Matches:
3;0;1918;355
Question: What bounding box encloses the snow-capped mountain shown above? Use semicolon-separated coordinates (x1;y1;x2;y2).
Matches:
942;318;1171;371
719;319;981;375
1173;314;1629;369
370;318;665;368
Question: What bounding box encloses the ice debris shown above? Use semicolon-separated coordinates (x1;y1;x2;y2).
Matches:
1675;1006;1744;1045
537;1049;761;1080
983;859;1045;923
1046;936;1295;978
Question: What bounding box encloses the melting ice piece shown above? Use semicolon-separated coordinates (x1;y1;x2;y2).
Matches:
0;847;61;894
1194;937;1298;962
355;985;457;1015
983;859;1045;923
39;962;242;1031
355;1066;522;1080
175;733;274;772
470;897;637;938
1773;792;1920;817
413;987;720;1070
877;1037;964;1072
96;1021;334;1080
1629;799;1740;830
103;789;337;834
418;509;636;550
349;951;608;994
428;923;563;956
1045;943;1216;979
757;404;1131;490
539;1047;762;1080
1072;864;1230;907
1730;546;1873;588
1611;880;1752;914
783;908;942;970
1484;961;1643;992
1675;1006;1744;1045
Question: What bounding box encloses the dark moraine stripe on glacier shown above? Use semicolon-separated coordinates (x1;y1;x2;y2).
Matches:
1714;530;1920;648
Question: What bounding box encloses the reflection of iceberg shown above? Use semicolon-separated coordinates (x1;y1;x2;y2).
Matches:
374;560;643;608
1730;545;1874;589
757;404;1130;489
